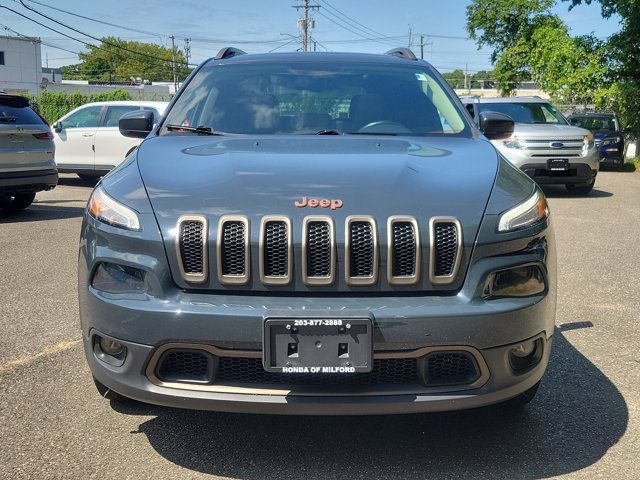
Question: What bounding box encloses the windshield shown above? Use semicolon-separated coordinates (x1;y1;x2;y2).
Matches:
478;102;567;125
0;96;45;125
161;61;469;136
569;116;619;133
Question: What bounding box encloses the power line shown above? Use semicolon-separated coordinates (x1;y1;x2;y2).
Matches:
16;0;198;67
315;10;398;46
18;0;163;38
316;0;390;40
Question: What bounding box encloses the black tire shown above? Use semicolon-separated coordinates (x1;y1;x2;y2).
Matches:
566;180;595;195
0;192;36;212
77;173;102;181
506;380;541;408
93;377;131;402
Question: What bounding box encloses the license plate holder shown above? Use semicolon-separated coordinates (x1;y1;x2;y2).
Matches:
548;158;570;171
263;317;373;373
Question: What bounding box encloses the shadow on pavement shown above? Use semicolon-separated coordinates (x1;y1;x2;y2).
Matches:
58;175;100;188
542;185;613;198
113;325;628;479
0;203;85;223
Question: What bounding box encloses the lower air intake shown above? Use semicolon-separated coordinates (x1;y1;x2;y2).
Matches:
422;351;479;386
156;349;214;384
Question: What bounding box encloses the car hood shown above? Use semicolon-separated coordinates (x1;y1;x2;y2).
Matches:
512;123;591;139
137;135;499;292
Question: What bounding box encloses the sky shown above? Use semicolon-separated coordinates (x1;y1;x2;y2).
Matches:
0;0;621;74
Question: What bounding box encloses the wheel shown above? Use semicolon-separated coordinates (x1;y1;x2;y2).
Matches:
77;173;102;181
566;179;595;195
0;192;36;212
93;377;130;402
506;380;541;408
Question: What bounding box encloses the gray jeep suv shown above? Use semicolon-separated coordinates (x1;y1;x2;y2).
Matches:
462;97;599;195
80;48;556;415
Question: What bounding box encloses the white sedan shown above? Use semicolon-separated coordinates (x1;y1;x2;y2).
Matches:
53;101;168;180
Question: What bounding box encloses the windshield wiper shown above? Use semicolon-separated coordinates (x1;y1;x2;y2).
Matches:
346;131;398;136
315;129;341;135
165;124;224;135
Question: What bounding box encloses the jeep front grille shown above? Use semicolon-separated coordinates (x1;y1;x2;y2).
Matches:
217;216;250;284
176;216;208;283
430;218;463;284
345;216;377;285
176;215;463;288
260;216;292;285
302;217;335;285
387;217;420;285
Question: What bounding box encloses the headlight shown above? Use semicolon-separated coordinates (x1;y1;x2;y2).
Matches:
498;189;549;232
88;186;140;230
602;136;621;146
502;137;521;149
583;134;595;151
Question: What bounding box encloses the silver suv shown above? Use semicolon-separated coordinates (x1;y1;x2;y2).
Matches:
0;94;57;212
462;97;599;195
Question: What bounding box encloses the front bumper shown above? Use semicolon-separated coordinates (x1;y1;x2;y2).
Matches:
85;331;552;415
520;163;597;185
0;168;58;194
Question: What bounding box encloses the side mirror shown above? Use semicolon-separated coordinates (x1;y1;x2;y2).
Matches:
53;121;63;133
119;110;154;138
478;111;514;140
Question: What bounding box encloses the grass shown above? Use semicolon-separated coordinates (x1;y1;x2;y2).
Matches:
624;157;640;172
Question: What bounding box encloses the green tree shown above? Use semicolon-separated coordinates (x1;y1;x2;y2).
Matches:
60;37;191;83
442;69;466;89
562;0;640;136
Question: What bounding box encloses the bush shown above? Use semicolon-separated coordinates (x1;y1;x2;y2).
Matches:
25;90;133;124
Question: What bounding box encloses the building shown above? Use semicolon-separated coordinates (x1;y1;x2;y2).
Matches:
0;35;42;94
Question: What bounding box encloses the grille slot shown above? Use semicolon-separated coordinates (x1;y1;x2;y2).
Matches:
423;351;479;387
429;217;462;285
345;217;377;285
157;350;214;384
176;216;207;283
260;217;292;285
303;217;335;285
217;216;249;284
217;357;418;386
387;217;420;284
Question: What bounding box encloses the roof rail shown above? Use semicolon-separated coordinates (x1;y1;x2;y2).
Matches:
384;47;417;61
215;47;247;60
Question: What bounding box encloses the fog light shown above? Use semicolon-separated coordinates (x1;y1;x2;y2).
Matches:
92;262;146;294
511;341;536;358
99;337;125;357
509;338;543;372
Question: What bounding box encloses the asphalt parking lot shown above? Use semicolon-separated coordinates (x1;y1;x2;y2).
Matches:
1;171;639;480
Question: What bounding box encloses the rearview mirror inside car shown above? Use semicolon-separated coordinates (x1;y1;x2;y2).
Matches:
119;110;154;139
478;111;514;140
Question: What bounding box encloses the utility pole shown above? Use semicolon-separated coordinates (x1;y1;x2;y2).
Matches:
293;0;319;52
170;35;177;92
464;62;469;91
184;38;191;68
408;25;412;49
419;34;424;59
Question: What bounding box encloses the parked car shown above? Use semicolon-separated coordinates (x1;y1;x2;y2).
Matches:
52;101;168;180
80;48;556;415
567;113;625;170
0;93;57;212
462;96;600;195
